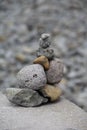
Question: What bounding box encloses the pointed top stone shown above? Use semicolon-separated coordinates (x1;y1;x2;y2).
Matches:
41;33;50;40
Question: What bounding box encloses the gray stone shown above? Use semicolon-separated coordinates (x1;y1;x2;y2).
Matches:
0;92;87;130
41;33;50;40
5;88;22;101
39;33;51;48
37;47;54;60
46;58;64;84
36;33;54;60
17;64;47;90
5;88;48;107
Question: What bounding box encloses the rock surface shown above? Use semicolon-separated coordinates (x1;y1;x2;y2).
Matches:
33;55;50;70
5;88;48;107
46;58;64;84
39;84;62;101
0;92;87;130
5;88;23;101
17;64;47;90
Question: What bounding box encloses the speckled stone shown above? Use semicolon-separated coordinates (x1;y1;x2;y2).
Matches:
39;33;51;49
36;47;54;60
39;84;62;102
33;55;50;70
46;58;64;84
17;64;47;90
36;33;54;60
5;88;48;107
5;88;22;102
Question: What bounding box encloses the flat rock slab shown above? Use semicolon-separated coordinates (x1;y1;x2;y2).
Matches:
0;92;87;130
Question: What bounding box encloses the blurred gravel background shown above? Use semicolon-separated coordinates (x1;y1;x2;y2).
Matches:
0;0;87;111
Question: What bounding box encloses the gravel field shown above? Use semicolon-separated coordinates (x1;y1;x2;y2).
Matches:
0;0;87;111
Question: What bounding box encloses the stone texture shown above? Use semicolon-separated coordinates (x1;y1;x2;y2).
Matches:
39;84;62;102
46;58;64;84
5;88;48;107
39;33;51;49
33;55;50;70
36;33;54;60
5;88;23;101
17;64;47;90
37;47;54;60
0;92;87;130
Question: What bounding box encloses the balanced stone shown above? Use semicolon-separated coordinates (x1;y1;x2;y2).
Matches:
33;55;50;70
5;88;48;107
39;84;62;102
46;58;64;84
17;64;47;90
36;47;54;60
36;33;54;60
39;33;51;48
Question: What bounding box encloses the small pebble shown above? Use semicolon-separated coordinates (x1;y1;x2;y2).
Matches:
33;55;50;70
15;54;26;63
36;33;54;60
41;33;50;40
17;64;47;90
39;84;62;102
39;33;51;48
0;35;6;42
46;58;64;84
37;47;54;60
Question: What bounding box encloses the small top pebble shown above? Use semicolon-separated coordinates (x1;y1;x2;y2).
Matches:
41;33;50;40
37;33;54;60
39;33;51;48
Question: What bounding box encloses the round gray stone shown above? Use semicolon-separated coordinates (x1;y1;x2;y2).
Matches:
46;58;64;84
17;64;47;90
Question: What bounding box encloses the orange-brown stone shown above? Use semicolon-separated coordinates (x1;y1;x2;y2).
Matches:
40;84;62;102
33;56;50;70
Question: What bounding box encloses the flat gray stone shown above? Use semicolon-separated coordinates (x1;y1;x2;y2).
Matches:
0;92;87;130
5;88;48;107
